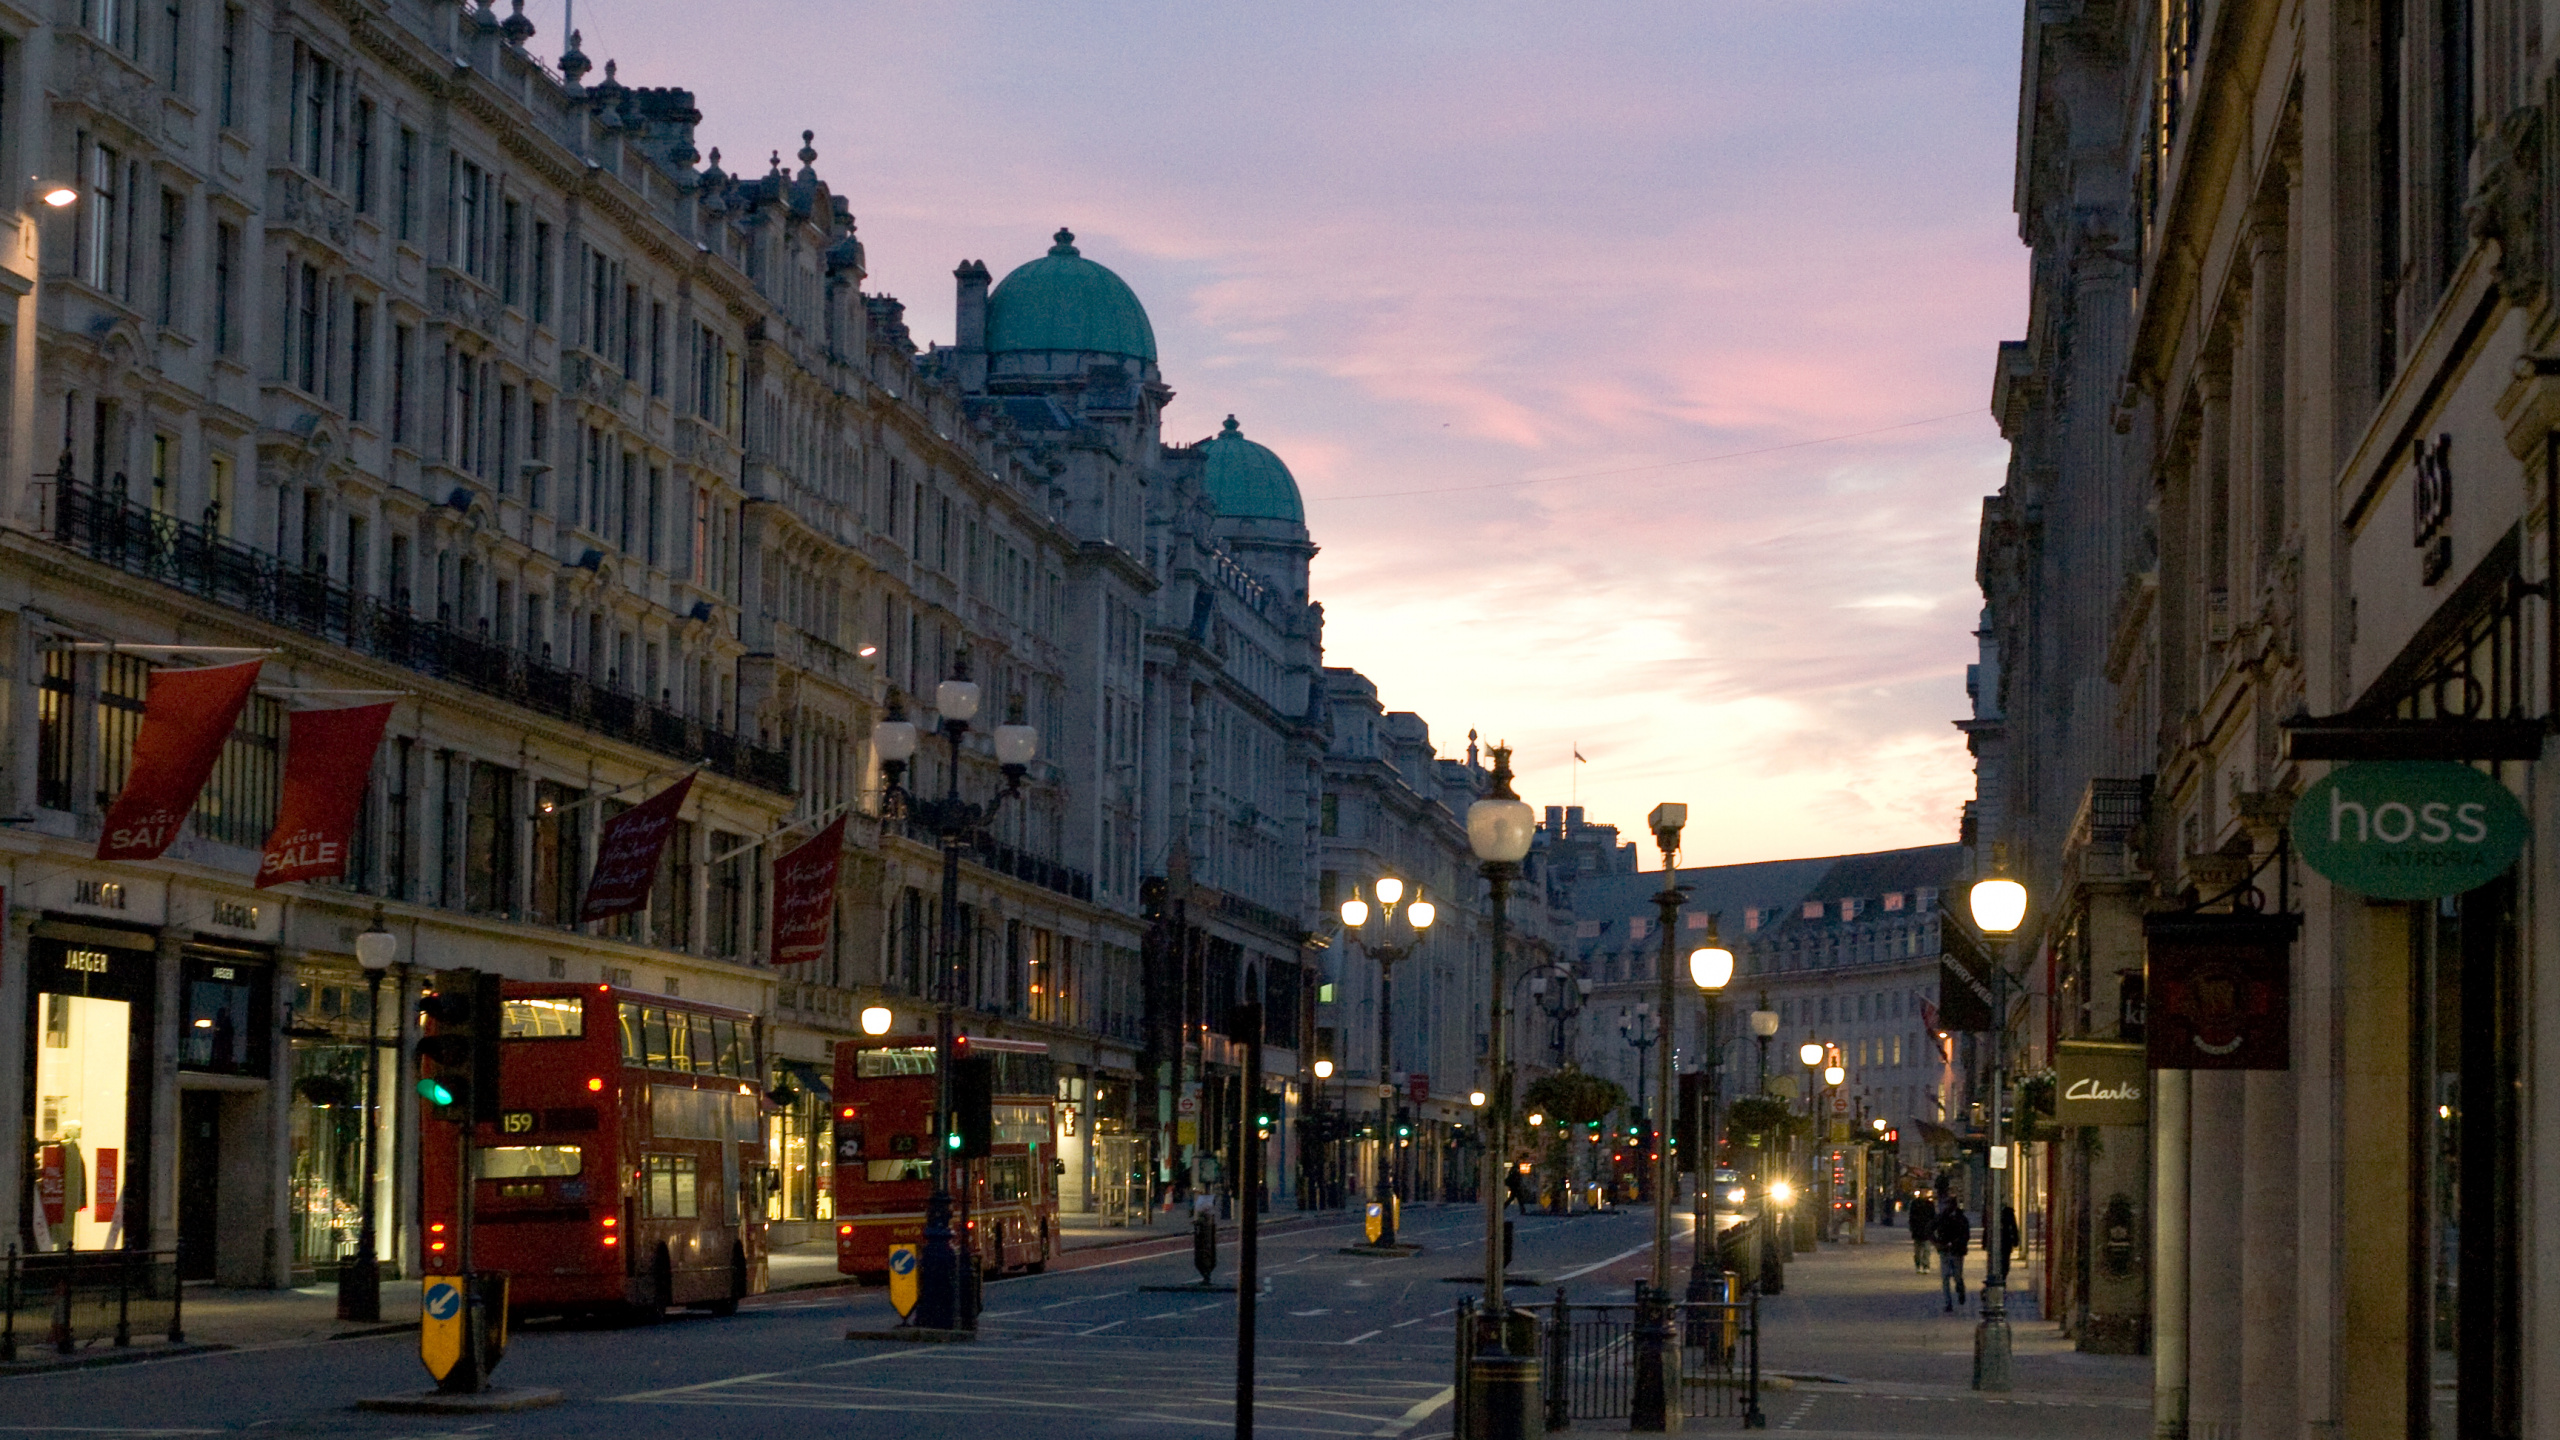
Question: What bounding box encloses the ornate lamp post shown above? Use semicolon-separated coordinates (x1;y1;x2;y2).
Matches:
1683;928;1733;1314
336;907;399;1321
1750;1007;1784;1284
1617;1004;1657;1162
871;656;1039;1332
1821;1061;1847;1240
1338;873;1435;1249
1798;1041;1827;1249
1967;868;2027;1392
1629;802;1686;1433
1463;747;1538;1440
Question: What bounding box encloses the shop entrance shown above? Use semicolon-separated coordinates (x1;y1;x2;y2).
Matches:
177;1091;221;1281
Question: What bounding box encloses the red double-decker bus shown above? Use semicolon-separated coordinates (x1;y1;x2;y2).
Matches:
832;1034;1059;1283
420;982;770;1319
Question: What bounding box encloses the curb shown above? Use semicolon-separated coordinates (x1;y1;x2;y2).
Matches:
356;1386;567;1413
846;1327;976;1343
0;1341;230;1375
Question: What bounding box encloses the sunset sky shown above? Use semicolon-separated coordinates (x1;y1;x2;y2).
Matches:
585;1;2027;866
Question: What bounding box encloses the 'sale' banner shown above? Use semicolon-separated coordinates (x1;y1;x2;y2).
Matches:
579;773;696;921
97;659;265;860
771;813;847;965
256;702;395;887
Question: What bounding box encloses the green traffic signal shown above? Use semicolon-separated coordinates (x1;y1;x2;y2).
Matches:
417;1076;453;1107
947;1131;963;1150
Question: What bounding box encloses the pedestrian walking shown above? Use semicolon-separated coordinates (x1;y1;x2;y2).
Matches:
1992;1201;2020;1284
1908;1191;1933;1271
1931;1195;1970;1312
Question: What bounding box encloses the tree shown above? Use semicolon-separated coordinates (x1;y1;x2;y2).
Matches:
1522;1069;1628;1210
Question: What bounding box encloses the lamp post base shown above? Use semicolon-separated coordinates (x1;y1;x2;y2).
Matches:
1971;1280;2013;1392
1467;1351;1546;1440
335;1251;381;1323
1629;1284;1671;1431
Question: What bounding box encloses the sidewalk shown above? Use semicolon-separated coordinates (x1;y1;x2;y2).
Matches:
1748;1223;2150;1428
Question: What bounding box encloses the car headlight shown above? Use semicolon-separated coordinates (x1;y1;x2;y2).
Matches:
1769;1180;1795;1205
1726;1187;1746;1205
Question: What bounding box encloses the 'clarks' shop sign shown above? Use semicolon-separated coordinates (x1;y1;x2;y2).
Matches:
2292;761;2528;900
2052;1040;2146;1127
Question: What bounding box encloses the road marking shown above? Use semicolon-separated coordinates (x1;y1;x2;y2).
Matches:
1372;1385;1455;1437
1290;1308;1332;1316
1339;1329;1383;1344
610;1349;917;1401
1548;1240;1654;1283
1079;1318;1128;1335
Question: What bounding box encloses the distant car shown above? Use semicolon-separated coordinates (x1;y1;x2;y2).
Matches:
1712;1167;1748;1210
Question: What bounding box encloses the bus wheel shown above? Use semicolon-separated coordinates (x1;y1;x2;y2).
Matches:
636;1247;673;1324
703;1246;745;1317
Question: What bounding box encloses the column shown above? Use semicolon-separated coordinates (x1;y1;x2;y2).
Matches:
2238;1069;2298;1440
2153;1067;2189;1440
2187;1071;2244;1440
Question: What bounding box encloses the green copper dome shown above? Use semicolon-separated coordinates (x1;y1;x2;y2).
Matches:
985;228;1157;363
1202;416;1304;524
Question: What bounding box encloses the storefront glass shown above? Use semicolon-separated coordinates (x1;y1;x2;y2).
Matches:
766;1082;832;1222
288;1043;370;1273
32;987;131;1250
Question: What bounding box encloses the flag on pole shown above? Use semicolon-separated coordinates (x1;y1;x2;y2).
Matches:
770;813;848;965
580;773;697;921
256;703;394;887
97;659;265;860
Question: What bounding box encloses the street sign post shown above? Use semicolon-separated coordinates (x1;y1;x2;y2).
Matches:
420;1278;464;1383
887;1244;919;1318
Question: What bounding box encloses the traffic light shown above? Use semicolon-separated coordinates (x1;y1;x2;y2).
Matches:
1394;1107;1413;1140
416;969;501;1125
1254;1090;1279;1141
951;1055;994;1158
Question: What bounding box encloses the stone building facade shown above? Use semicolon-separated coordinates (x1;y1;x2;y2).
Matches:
0;0;1485;1283
1985;3;2559;1434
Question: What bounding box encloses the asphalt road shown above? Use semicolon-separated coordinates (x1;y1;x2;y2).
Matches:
0;1204;1668;1438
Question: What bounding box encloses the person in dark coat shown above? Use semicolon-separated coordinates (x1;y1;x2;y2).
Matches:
1931;1196;1971;1312
1908;1192;1934;1271
1991;1202;2021;1284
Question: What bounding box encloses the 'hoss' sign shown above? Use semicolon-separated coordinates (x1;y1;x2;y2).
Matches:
2291;761;2528;900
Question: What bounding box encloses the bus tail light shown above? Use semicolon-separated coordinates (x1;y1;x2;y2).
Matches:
427;1221;449;1256
837;1223;853;1237
601;1215;619;1247
587;1077;604;1092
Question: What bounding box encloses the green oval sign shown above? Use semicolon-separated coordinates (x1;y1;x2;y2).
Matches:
2293;761;2529;899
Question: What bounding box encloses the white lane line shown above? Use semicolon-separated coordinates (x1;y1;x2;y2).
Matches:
1290;1308;1333;1316
1041;1294;1105;1309
1339;1329;1383;1345
1373;1385;1457;1437
1079;1317;1129;1335
609;1347;918;1401
1549;1240;1654;1283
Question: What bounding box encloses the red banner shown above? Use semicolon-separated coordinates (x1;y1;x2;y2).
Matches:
256;703;395;888
97;659;264;860
771;814;847;965
580;773;696;921
92;1148;117;1225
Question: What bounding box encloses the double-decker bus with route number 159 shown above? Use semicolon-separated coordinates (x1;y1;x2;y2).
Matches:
831;1033;1059;1283
419;982;770;1319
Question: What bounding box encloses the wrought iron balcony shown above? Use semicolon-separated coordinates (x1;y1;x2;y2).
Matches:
48;475;792;794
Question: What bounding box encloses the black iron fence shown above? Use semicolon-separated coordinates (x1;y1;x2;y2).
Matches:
2;1247;184;1362
48;473;791;793
1454;1280;1763;1432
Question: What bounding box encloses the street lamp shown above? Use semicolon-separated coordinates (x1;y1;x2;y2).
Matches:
873;655;1037;1333
1684;924;1733;1321
1799;1042;1830;1247
1338;869;1434;1249
1464;744;1538;1438
1969;865;2026;1393
1750;1006;1784;1287
338;906;398;1322
859;1006;894;1036
1626;801;1689;1433
1526;964;1594;1065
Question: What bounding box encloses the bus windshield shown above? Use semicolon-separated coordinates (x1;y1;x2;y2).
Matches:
502;997;584;1038
855;1047;937;1077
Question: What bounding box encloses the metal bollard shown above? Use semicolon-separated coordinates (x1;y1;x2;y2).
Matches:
1544;1291;1572;1432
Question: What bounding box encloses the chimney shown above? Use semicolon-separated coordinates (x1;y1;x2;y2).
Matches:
954;260;990;350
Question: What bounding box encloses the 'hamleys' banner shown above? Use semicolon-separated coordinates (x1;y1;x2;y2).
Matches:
256;702;395;888
771;814;847;965
580;773;696;921
97;659;265;860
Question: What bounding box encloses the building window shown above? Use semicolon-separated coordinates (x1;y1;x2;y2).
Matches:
501;199;521;306
348;300;371;422
531;220;551;323
463;762;517;916
296;263;320;393
193;694;283;848
212;221;237;354
36;649;75;811
85;142;120;293
219;6;240;127
94;653;149;810
351;98;374;212
390;324;412;445
394;127;417;242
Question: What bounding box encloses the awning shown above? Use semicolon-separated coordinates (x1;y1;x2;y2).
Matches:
770;1058;832;1107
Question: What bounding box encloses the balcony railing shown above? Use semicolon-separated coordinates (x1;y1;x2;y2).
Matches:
893;816;1094;902
49;475;792;793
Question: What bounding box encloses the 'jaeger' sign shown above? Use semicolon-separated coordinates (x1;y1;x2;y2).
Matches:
2292;761;2528;900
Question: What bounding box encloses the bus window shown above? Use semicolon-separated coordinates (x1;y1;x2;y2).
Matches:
502;997;585;1039
865;1158;932;1183
688;1013;716;1075
665;1009;695;1072
478;1145;583;1178
642;1007;672;1069
710;1018;740;1078
619;1002;643;1063
856;1047;937;1078
988;1155;1031;1203
994;1105;1046;1147
643;1154;700;1218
